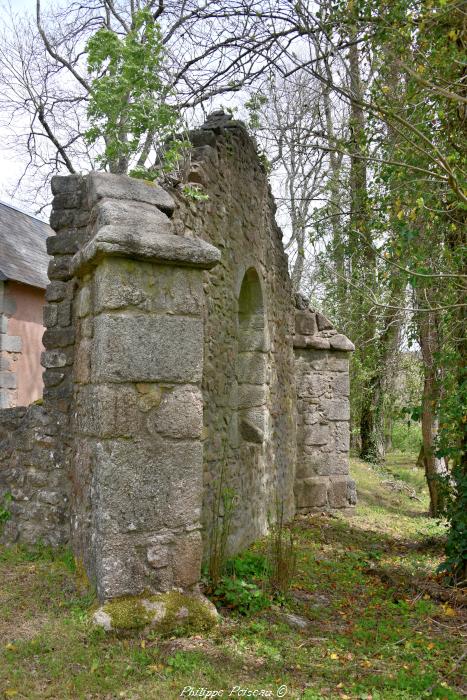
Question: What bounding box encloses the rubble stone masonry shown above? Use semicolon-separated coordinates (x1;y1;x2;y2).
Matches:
0;113;355;603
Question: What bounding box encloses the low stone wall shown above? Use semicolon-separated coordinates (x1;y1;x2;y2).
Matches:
0;405;69;545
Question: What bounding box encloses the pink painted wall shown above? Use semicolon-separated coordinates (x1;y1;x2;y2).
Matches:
7;281;45;405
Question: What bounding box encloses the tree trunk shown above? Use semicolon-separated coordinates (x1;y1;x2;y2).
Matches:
360;374;386;462
420;376;447;517
417;309;447;517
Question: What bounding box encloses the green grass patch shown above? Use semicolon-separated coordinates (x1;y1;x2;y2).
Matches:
0;453;464;699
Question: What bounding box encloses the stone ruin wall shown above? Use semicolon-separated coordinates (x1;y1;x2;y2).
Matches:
170;114;297;553
0;175;91;546
0;115;356;603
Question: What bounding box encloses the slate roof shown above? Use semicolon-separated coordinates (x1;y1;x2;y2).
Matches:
0;201;51;290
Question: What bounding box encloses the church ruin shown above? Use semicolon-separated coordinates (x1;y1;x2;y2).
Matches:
0;113;355;604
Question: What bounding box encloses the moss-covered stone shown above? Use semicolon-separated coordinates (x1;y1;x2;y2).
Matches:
74;557;92;595
93;591;218;636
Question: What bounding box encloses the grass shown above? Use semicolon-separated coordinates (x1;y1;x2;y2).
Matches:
0;452;465;700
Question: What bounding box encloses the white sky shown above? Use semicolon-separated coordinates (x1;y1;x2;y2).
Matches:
0;0;38;213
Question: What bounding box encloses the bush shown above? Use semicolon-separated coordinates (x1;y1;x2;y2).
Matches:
213;577;270;615
391;419;422;454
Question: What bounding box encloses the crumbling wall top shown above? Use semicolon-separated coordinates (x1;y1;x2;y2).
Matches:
293;293;355;352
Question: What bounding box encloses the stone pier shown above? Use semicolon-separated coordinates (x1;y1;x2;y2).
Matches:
293;302;356;512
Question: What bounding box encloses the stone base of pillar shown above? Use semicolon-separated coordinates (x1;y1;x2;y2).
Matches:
295;475;357;513
92;591;219;635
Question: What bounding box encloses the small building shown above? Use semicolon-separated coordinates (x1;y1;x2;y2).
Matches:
0;201;51;408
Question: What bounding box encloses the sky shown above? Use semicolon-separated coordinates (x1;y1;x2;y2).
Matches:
0;0;47;215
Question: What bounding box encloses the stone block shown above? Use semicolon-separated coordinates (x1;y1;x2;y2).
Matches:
330;334;355;352
238;328;269;352
2;335;21;352
92;592;218;633
318;454;349;476
88;172;176;214
322;398;350;421
47;255;73;281
93;259;204;316
50;208;89;231
294;349;328;371
335;422;350;452
46;229;82;255
43;304;58;328
73;385;141;438
298;373;328;399
0;371;16;389
298;449;349;477
187;163;209;186
147;537;171;569
43;328;75;349
45;281;70;303
41;349;73;368
192;144;219;167
328;478;357;508
332;373;350;397
37;489;64;506
51;191;83;211
95;198;173;235
91;437;203;534
316;312;333;331
57;301;72;327
72;226;220;275
0;316;8;333
146;385;203;439
293;334;330;350
239;415;264;444
295;310;317;336
171;530;203;589
327;352;349;372
51;173;84;195
74;338;92;384
295;477;328;509
43;369;65;387
303;423;329;446
236;352;268;385
92;314;204;384
76;285;92;318
78;317;93;339
189;128;217;148
44;378;73;401
237;384;267;409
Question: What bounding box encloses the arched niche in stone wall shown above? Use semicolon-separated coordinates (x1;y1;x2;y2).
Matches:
236;268;269;445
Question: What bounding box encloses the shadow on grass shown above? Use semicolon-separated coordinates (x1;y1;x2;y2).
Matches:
295;514;444;556
353;483;429;518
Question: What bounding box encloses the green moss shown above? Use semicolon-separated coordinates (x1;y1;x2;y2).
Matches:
100;591;218;636
153;591;218;637
74;557;92;595
102;595;153;631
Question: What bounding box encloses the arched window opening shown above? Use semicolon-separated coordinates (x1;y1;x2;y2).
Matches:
237;268;268;444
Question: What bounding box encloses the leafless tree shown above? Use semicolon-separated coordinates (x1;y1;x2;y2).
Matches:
0;0;300;209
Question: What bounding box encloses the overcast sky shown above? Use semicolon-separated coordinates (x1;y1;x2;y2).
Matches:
0;0;42;214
